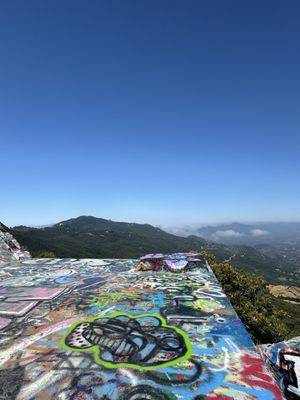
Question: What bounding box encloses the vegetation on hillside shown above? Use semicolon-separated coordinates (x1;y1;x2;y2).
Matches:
11;216;209;259
201;252;289;344
270;296;300;339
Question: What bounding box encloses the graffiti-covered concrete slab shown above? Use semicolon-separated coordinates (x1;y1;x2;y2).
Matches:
258;337;300;400
0;223;31;262
0;249;283;400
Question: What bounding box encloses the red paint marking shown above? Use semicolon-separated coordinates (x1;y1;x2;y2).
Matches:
176;373;185;381
240;354;282;399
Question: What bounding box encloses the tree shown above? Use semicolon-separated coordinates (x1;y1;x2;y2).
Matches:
199;251;288;343
35;250;56;258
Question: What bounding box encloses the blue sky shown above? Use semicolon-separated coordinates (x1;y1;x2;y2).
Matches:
1;0;300;227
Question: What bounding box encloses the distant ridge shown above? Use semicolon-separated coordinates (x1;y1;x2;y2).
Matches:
12;215;208;259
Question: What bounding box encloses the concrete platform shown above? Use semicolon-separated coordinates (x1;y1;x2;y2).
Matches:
0;243;283;399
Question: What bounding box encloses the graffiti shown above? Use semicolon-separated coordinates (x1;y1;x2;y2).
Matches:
136;253;207;273
120;385;168;400
136;260;163;272
161;295;225;323
279;349;300;398
164;253;206;273
63;313;191;370
146;358;203;385
0;365;24;400
259;337;300;399
0;285;67;345
240;353;283;399
0;224;31;261
0;249;284;399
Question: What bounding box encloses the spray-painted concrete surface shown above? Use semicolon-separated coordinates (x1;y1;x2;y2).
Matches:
258;337;300;400
0;224;30;262
0;229;283;399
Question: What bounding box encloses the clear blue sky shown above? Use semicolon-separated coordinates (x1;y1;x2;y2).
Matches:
1;0;300;227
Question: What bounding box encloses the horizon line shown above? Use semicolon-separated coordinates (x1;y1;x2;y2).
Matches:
4;215;300;229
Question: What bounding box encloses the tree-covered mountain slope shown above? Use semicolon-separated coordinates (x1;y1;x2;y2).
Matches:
11;216;209;259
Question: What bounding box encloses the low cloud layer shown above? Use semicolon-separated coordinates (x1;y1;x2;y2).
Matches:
250;229;269;237
214;229;245;238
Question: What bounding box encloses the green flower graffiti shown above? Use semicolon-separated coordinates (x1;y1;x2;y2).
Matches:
61;312;192;370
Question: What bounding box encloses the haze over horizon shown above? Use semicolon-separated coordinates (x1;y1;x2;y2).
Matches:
1;0;300;227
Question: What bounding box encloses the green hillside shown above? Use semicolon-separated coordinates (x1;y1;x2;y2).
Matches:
203;252;289;343
12;216;209;258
